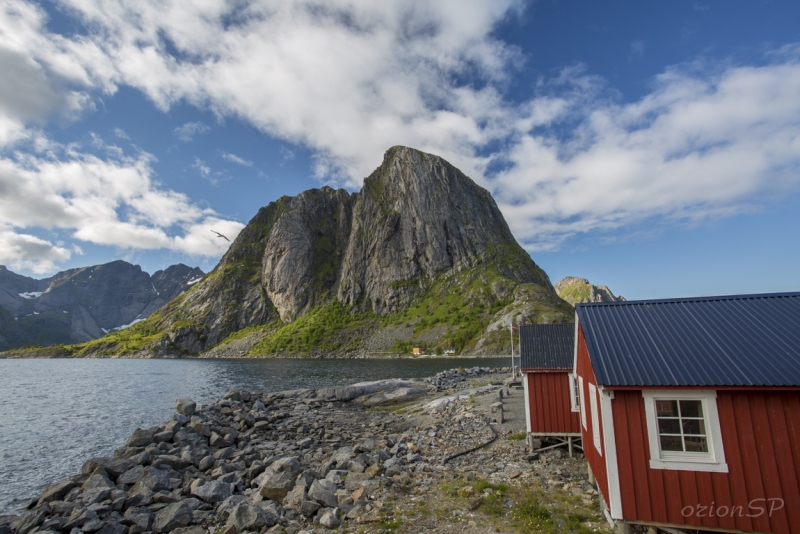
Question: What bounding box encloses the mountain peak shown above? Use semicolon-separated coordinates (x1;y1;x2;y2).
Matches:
554;276;625;305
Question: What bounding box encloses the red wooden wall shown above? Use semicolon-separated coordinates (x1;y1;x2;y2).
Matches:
612;389;800;533
524;371;581;434
575;324;610;505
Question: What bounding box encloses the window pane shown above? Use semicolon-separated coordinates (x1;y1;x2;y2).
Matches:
656;400;679;417
682;419;706;436
660;435;683;452
684;436;709;452
658;418;681;434
680;400;703;418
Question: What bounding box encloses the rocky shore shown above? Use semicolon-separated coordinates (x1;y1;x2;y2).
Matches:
1;367;610;534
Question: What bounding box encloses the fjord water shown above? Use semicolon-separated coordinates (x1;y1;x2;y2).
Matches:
0;357;506;514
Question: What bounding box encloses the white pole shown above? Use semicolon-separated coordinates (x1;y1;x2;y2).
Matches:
510;319;515;378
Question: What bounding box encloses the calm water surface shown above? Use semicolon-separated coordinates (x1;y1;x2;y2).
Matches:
0;357;506;514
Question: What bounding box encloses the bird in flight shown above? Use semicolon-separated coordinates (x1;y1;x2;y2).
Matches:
211;230;230;242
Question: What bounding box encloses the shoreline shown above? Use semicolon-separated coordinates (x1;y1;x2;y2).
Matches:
1;367;609;534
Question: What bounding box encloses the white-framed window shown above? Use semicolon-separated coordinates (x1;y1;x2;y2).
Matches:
588;382;601;454
568;373;580;412
642;390;728;473
579;376;587;428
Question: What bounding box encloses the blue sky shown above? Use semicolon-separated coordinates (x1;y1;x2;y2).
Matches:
1;0;799;300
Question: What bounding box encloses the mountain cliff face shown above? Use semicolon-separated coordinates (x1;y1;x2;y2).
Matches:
554;276;626;305
0;261;203;350
23;146;572;358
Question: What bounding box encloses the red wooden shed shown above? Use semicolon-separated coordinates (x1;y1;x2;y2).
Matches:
520;324;581;454
574;292;800;534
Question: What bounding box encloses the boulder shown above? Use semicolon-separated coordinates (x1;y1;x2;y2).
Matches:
319;510;340;528
226;502;269;532
307;479;337;508
81;473;115;492
153;501;192;533
126;428;156;448
135;467;171;492
14;508;46;534
259;472;295;502
38;479;78;505
269;457;301;475
117;466;144;485
175;399;196;417
81;458;133;480
95;522;126;534
191;480;233;503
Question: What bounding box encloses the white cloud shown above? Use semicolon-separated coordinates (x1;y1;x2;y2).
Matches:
0;225;72;274
221;152;253;167
1;0;800;257
192;157;211;177
174;121;210;142
0;139;243;273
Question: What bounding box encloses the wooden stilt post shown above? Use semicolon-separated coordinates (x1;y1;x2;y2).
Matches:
568;436;573;458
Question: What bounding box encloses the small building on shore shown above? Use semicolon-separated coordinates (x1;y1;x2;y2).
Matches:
520;324;581;454
574;291;800;534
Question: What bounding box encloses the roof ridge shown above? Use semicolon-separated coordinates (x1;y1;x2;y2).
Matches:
576;290;800;308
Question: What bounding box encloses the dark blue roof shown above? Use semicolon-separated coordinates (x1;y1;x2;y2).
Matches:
576;292;800;387
520;324;575;370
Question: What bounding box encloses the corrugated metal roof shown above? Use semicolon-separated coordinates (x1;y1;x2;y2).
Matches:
576;291;800;387
520;324;575;370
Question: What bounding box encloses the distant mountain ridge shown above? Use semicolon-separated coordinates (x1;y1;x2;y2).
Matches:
0;261;204;350
554;276;625;305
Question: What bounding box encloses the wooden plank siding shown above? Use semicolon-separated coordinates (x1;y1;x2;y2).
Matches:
575;324;611;505
611;389;800;533
524;371;581;434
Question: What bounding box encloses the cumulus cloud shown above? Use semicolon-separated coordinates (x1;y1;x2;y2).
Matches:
0;139;244;273
0;225;72;274
174;121;210;142
2;0;800;258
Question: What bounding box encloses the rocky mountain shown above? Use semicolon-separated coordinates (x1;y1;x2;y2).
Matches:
14;146;573;358
0;261;204;350
554;276;626;305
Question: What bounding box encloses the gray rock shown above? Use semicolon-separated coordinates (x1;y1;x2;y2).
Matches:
95;522;126;534
197;455;215;472
259;471;295;502
121;510;153;530
38;479;78;505
171;527;206;534
136;467;171;492
126;428;156;448
299;500;321;518
127;452;152;466
307;479;337;508
82;488;111;506
269;456;301;475
82;458;133;480
226;502;268;532
283;484;306;508
153;501;192;533
215;495;247;516
153;431;174;444
14;508;46;534
175;399;196;417
343;473;373;492
191;480;233;503
82;474;115;492
117;466;144;485
81;518;105;532
319;510;340;528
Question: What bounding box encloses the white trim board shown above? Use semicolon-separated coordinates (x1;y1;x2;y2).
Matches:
523;373;532;433
599;387;623;520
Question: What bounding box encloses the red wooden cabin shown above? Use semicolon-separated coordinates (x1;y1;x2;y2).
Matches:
574;292;800;534
520;324;581;454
